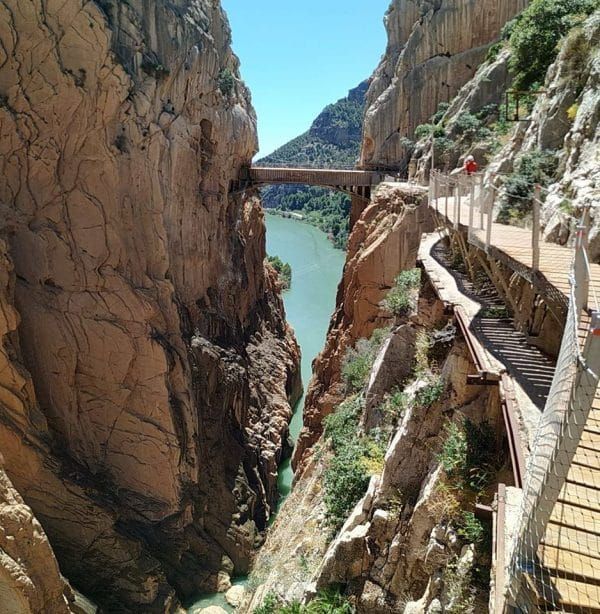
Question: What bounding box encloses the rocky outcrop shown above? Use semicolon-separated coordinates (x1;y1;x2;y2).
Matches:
486;11;600;259
360;0;527;169
312;334;499;613
293;183;429;468
0;458;75;614
0;1;300;610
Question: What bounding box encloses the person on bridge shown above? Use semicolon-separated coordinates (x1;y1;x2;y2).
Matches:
463;155;478;175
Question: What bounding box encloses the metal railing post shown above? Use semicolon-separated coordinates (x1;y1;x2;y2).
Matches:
485;188;493;253
428;171;433;210
445;177;449;221
574;207;591;313
453;178;458;229
532;185;541;274
468;176;474;241
479;176;485;230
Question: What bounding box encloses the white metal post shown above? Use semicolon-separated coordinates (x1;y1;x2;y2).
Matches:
454;178;459;229
479;176;485;230
468;176;475;242
574;207;591;313
445;177;449;221
532;185;541;274
486;188;493;253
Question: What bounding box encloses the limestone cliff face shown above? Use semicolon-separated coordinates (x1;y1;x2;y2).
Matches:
0;1;300;610
243;254;499;613
293;184;430;469
360;0;527;169
0;458;75;614
486;11;600;259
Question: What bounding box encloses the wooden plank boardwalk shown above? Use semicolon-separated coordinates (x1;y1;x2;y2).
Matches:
432;195;600;613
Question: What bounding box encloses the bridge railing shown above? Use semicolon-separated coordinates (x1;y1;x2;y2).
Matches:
250;162;359;171
429;169;600;612
430;170;546;275
506;209;600;612
248;167;381;187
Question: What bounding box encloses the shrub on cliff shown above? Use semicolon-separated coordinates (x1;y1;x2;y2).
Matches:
323;395;386;532
341;328;390;391
382;268;421;317
497;150;558;223
438;419;498;493
217;68;235;97
266;255;292;290
254;587;354;613
324;444;371;532
453;112;492;142
324;396;362;449
506;0;597;90
415;375;445;408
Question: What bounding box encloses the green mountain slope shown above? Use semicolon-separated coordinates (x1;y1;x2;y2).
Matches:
258;81;368;249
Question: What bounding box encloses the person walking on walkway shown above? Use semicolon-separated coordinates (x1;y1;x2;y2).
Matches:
464;155;478;175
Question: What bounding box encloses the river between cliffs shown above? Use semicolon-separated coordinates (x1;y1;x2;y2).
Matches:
265;214;346;499
187;214;345;612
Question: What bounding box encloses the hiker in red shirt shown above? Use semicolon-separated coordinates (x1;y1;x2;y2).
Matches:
464;155;478;175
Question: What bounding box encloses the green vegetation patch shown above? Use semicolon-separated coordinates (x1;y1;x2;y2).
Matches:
323;396;387;531
266;255;292;290
456;511;485;544
217;68;235;97
497;149;558;224
255;587;354;613
382;268;421;317
438;418;498;494
505;0;597;90
341;327;390;392
414;375;445;408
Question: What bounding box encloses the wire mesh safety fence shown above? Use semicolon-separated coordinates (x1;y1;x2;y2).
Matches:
428;171;600;612
506;216;600;613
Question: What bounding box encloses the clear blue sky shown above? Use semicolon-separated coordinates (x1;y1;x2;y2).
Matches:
221;0;391;158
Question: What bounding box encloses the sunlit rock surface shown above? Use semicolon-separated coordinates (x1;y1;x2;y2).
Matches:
0;1;300;610
360;0;527;168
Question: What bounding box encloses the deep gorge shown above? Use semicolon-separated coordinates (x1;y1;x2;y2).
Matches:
1;0;599;613
0;1;300;611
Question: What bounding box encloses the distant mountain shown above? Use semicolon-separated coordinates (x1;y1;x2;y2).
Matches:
258;81;369;249
260;80;368;168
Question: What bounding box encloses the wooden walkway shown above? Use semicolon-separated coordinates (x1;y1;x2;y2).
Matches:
432;195;600;613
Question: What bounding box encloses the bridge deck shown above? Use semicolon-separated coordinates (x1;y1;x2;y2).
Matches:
432;195;600;613
249;167;380;187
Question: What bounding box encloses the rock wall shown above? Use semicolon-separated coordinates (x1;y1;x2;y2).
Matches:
242;266;504;613
360;0;527;169
293;184;430;469
0;1;300;610
486;11;600;259
0;457;75;614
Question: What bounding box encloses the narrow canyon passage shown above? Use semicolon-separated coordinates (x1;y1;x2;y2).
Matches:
265;215;346;498
187;215;345;612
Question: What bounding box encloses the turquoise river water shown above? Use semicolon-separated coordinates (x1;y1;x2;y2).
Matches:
186;214;345;612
